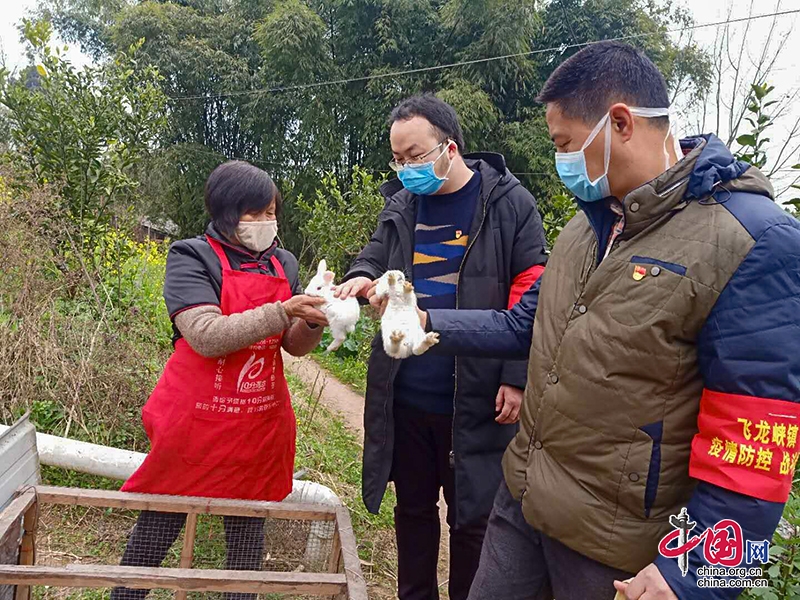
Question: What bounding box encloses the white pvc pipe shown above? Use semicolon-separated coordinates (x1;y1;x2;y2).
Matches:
0;424;341;566
1;426;148;482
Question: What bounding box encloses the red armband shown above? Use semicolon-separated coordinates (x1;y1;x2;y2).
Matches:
690;389;800;503
508;265;545;308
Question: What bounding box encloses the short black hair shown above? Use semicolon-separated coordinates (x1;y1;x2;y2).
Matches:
537;42;670;128
389;94;466;152
204;161;282;239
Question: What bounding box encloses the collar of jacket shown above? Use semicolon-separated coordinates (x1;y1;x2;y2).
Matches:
203;222;279;262
378;151;516;211
578;133;774;242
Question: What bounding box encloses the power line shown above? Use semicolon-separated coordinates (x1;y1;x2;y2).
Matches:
168;8;800;102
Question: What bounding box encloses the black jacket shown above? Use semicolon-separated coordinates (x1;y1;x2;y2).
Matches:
344;153;548;527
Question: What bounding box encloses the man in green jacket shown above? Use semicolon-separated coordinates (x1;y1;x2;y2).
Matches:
374;42;800;599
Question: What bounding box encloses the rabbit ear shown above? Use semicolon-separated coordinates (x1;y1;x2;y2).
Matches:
323;271;335;285
317;259;327;275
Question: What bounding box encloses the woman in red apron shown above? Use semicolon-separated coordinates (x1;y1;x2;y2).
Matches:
112;162;327;600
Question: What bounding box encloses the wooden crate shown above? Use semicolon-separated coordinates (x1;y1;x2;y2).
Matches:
0;486;367;600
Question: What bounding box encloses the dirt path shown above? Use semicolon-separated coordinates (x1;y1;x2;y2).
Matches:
284;353;366;436
283;352;451;595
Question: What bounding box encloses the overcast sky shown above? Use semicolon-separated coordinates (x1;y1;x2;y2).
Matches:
1;0;798;199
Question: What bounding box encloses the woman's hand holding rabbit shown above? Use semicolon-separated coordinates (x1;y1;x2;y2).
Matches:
282;295;329;327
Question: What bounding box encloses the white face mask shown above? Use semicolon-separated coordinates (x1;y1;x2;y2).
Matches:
235;220;278;252
628;106;683;171
554;106;682;203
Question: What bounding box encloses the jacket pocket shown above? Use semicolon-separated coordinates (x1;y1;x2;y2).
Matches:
607;256;686;327
617;428;654;519
629;256;687;276
182;410;277;468
640;421;663;518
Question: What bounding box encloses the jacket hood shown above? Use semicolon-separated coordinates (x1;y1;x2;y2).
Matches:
579;134;775;243
685;134;774;200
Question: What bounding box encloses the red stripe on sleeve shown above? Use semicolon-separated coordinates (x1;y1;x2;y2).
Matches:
690;389;800;503
508;265;545;308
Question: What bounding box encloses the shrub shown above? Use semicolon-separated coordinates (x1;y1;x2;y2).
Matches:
742;483;800;599
296;166;387;279
0;168;171;450
0;19;166;253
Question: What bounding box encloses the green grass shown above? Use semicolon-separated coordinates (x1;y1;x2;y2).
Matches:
289;373;397;586
309;350;367;394
308;314;376;395
40;465;122;491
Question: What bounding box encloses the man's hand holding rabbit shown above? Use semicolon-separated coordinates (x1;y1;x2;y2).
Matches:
333;276;372;299
366;282;428;330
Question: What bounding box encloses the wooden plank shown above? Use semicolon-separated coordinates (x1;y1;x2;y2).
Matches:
335;508;368;600
0;518;20;600
0;565;347;595
174;512;197;600
0;492;36;551
35;487;337;521
327;526;342;573
327;524;343;600
14;504;36;600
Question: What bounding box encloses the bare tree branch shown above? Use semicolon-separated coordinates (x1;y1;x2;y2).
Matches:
777;173;800;198
714;17;727;137
726;1;753;142
768;115;800;176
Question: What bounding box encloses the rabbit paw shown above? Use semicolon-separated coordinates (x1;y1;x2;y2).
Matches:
390;330;405;344
326;337;345;353
412;332;440;356
403;281;414;294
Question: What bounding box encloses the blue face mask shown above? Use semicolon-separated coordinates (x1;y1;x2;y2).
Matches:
397;143;453;196
555;106;678;202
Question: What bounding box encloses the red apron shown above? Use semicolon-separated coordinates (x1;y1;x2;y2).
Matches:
122;237;295;501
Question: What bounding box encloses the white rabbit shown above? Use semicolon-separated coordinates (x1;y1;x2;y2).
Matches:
304;260;361;353
375;270;439;359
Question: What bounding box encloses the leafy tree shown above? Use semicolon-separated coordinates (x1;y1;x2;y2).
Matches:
734;83;776;170
296;165;387;279
0;19;166;248
40;0;712;257
790;166;800;216
688;3;800;187
733;82;800;217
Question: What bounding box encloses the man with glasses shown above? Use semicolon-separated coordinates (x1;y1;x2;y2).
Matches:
335;94;548;600
383;43;800;600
